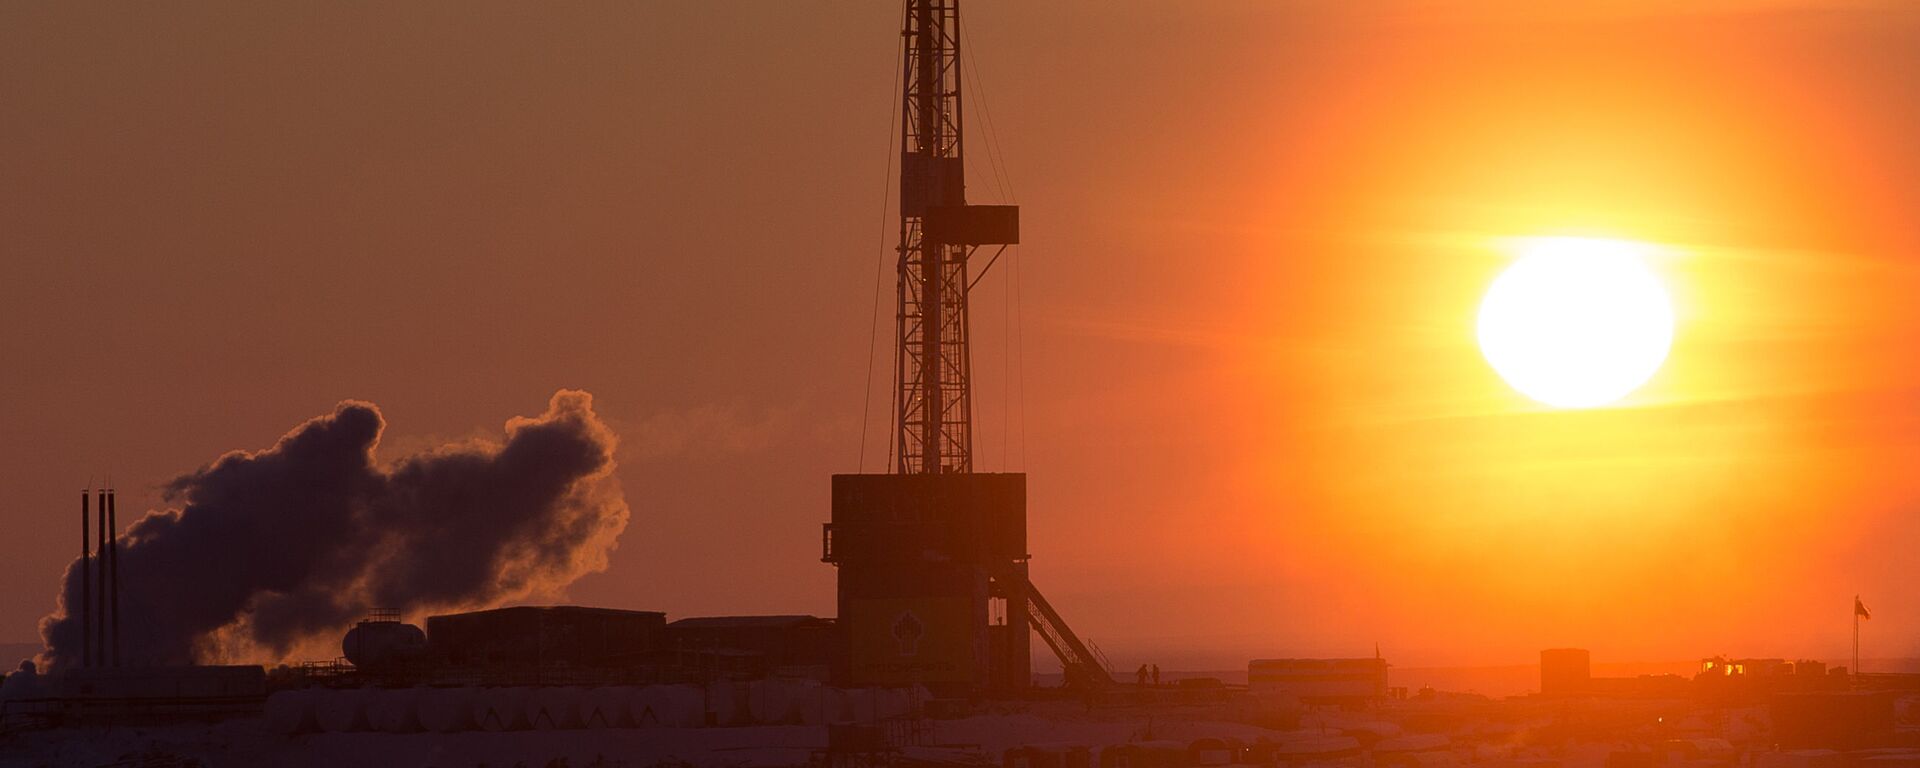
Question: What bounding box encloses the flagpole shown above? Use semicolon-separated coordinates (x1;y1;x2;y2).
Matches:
1853;594;1861;686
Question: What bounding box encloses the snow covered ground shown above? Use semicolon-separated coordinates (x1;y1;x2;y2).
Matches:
0;699;1309;768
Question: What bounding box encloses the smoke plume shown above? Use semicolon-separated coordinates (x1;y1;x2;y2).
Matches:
38;390;628;670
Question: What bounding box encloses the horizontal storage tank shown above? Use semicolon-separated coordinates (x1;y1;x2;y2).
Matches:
265;689;321;734
527;686;585;730
581;687;635;729
315;688;373;733
474;687;534;732
418;687;478;733
342;620;428;671
368;688;424;733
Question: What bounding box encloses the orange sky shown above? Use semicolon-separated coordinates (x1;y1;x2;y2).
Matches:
3;1;1919;669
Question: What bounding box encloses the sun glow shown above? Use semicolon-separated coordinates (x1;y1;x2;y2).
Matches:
1477;237;1675;409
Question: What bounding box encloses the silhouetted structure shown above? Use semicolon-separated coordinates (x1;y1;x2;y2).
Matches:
824;0;1107;695
1771;690;1897;749
1;665;265;727
1247;658;1388;706
1694;656;1848;702
1540;648;1591;697
666;615;836;679
76;486;121;669
341;612;428;671
427;606;665;670
827;473;1033;692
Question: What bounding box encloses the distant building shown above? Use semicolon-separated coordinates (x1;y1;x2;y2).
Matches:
427;605;666;669
1540;648;1591;697
1695;657;1847;701
1772;691;1897;749
665;615;835;681
1588;674;1690;699
1248;658;1387;706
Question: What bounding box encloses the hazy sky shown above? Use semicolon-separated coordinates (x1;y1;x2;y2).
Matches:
4;1;1920;670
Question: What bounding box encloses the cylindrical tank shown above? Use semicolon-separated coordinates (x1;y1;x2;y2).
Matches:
473;687;534;732
418;687;478;733
581;687;634;729
368;688;424;733
341;621;428;671
265;689;321;734
314;688;373;733
527;686;585;730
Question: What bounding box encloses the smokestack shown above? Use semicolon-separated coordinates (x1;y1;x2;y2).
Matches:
79;488;91;669
95;487;106;668
37;390;629;670
109;487;119;668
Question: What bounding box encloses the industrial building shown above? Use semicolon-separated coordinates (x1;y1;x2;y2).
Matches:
1693;656;1850;701
665;615;835;680
1540;648;1591;697
1771;690;1899;749
1247;658;1389;706
426;606;666;671
825;473;1032;692
1536;650;1864;701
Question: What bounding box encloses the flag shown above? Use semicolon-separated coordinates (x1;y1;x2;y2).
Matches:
1856;596;1871;621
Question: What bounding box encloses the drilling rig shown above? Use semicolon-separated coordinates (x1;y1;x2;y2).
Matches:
824;0;1113;695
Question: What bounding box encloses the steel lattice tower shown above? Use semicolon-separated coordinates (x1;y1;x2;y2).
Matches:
894;0;1015;474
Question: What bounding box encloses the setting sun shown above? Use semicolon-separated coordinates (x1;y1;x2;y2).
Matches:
1477;237;1675;409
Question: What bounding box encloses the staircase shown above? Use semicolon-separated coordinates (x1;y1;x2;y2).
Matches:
1016;575;1115;688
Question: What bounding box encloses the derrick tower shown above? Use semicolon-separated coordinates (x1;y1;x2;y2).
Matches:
825;0;1111;696
894;0;1014;474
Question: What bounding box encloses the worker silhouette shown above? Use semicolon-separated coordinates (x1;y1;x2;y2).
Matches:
1152;664;1161;687
1136;664;1149;687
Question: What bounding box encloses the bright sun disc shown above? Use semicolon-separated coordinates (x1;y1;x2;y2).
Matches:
1477;237;1674;409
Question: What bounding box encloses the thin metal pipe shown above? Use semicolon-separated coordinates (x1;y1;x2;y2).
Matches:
80;488;91;669
96;488;107;667
109;488;119;667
